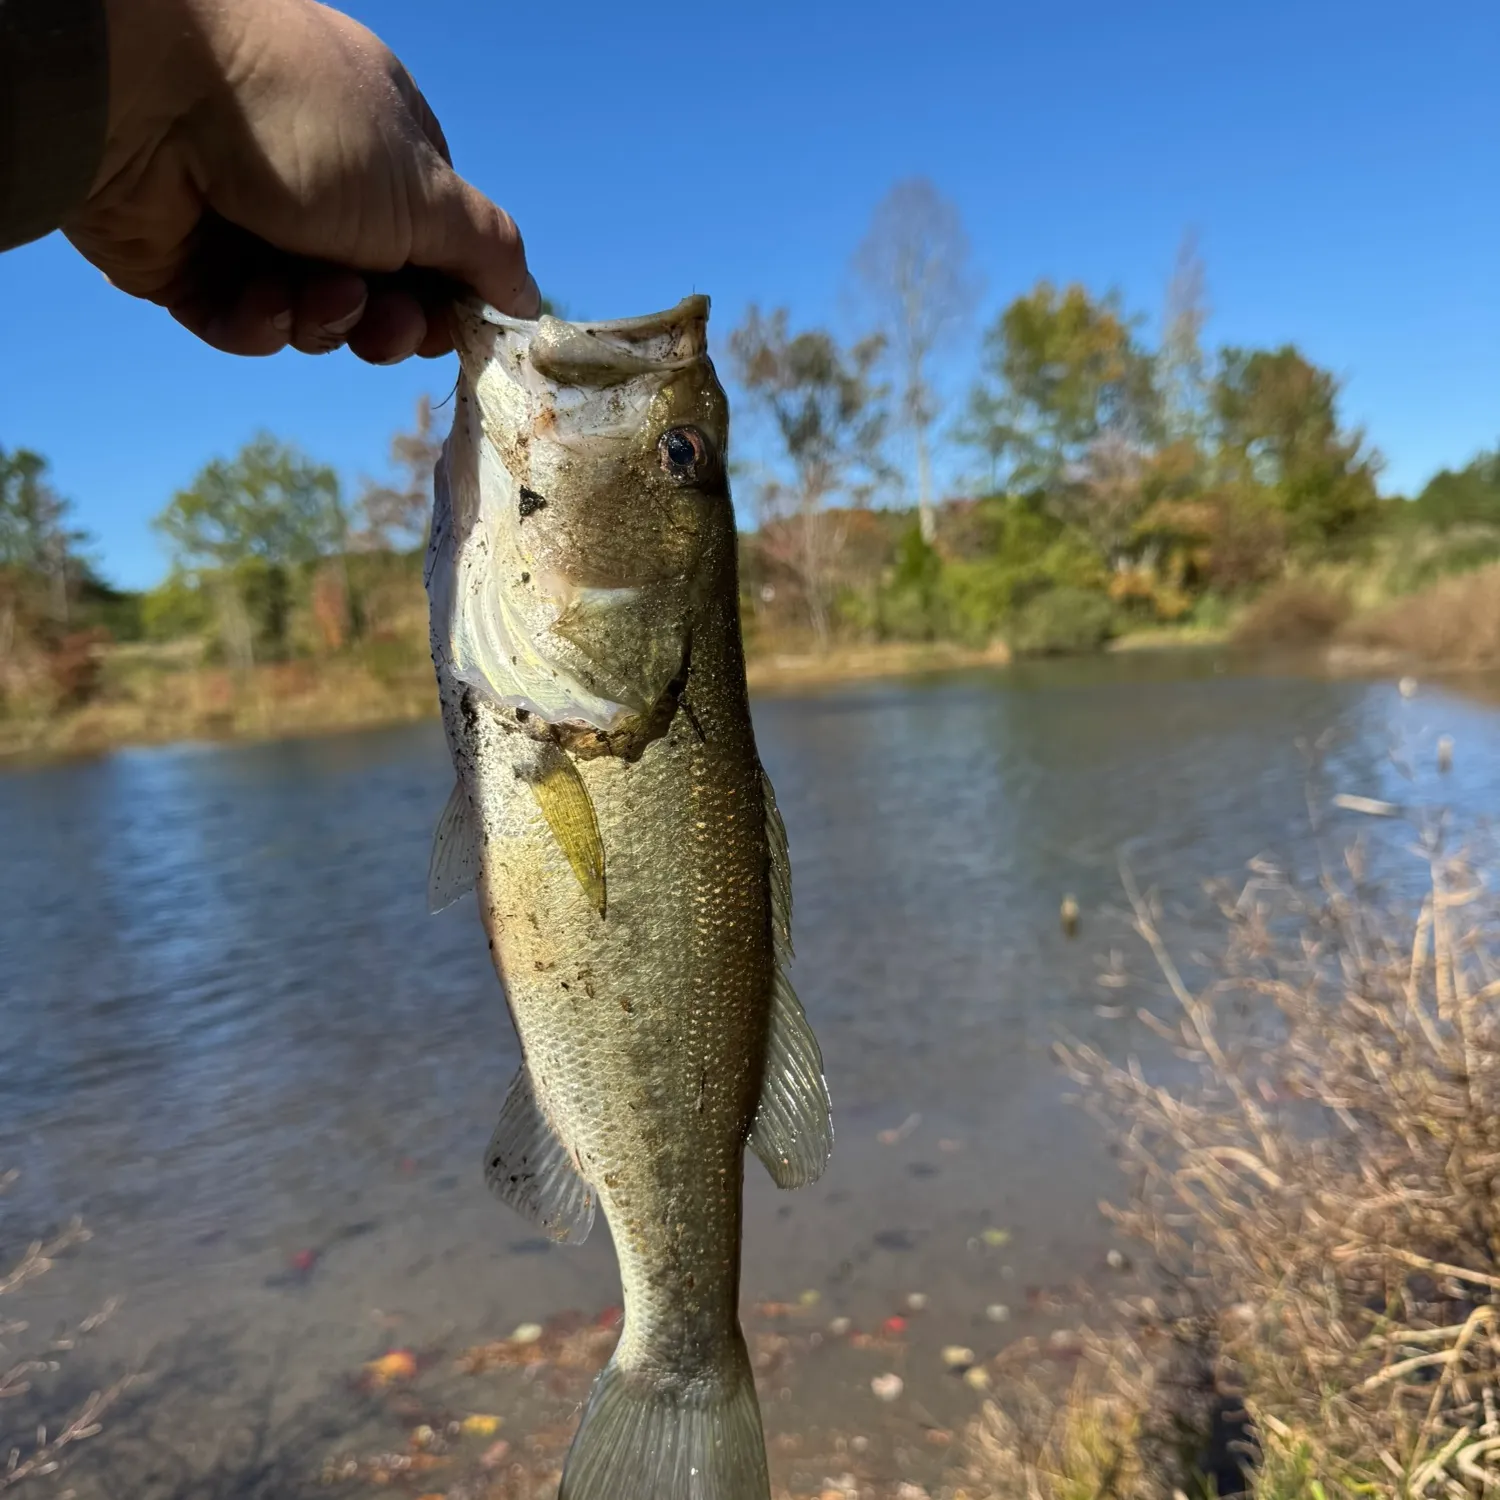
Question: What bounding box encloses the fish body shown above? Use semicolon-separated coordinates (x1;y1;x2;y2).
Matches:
424;297;832;1500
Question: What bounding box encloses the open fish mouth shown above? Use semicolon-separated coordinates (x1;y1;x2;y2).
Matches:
453;296;712;388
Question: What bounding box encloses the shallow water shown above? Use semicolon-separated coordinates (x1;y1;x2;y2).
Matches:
2;654;1497;1495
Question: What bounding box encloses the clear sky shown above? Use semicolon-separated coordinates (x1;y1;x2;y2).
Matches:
1;0;1494;590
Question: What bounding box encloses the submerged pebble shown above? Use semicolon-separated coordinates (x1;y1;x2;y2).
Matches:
985;1303;1011;1323
871;1372;904;1402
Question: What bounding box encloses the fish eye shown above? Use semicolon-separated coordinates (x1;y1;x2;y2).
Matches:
658;427;710;483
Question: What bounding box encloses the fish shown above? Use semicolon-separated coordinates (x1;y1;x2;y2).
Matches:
423;295;833;1500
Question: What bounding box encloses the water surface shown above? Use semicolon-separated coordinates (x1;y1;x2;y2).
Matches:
2;654;1495;1494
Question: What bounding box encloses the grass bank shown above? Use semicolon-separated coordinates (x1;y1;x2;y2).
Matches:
0;636;1022;763
953;791;1500;1499
7;551;1500;765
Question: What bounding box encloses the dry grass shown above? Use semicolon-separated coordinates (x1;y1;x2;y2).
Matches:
0;1172;129;1491
744;637;1013;692
956;775;1500;1498
1340;562;1500;670
0;642;436;761
954;1332;1163;1500
1230;579;1351;652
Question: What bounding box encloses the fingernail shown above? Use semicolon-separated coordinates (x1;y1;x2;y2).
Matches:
272;309;293;333
319;298;367;339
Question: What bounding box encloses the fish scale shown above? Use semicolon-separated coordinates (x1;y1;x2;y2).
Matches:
423;296;834;1499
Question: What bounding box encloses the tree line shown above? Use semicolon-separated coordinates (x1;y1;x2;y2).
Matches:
3;177;1499;712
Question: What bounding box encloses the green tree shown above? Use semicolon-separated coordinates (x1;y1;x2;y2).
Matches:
155;435;346;667
958;280;1160;492
1406;446;1500;530
1211;346;1380;549
0;447;93;625
728;307;889;647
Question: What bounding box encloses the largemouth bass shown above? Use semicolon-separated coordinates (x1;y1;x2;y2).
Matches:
423;296;833;1500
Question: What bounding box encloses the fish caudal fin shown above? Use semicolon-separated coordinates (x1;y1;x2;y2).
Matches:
484;1067;595;1244
559;1336;769;1500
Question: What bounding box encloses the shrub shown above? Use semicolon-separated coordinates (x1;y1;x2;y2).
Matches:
1009;587;1116;656
1230;578;1349;650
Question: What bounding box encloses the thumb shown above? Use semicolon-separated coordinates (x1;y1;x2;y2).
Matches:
410;161;540;317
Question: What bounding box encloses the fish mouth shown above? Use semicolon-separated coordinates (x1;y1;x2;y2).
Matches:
456;296;711;387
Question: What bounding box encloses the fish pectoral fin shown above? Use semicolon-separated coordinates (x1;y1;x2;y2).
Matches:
428;779;482;914
559;1341;767;1500
748;968;834;1190
527;753;607;917
484;1066;595;1245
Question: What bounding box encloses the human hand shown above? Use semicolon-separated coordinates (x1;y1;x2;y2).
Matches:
65;0;539;362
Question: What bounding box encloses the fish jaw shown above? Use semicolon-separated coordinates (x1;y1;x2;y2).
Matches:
427;387;636;731
425;296;721;735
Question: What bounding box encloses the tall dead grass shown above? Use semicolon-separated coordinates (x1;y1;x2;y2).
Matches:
0;1174;127;1490
1340;562;1500;670
961;795;1500;1498
1230;579;1351;652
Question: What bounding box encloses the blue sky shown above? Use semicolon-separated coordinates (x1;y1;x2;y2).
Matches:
1;0;1494;590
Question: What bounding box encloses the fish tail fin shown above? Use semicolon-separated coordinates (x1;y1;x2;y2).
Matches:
559;1331;769;1500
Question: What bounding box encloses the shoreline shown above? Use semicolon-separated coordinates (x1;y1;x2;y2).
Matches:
2;633;1492;768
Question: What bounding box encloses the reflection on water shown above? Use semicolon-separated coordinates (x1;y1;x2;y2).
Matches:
2;656;1496;1486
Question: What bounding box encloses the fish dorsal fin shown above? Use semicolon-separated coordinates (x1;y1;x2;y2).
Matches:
429;779;482;914
749;771;833;1189
485;1066;595;1244
528;753;607;917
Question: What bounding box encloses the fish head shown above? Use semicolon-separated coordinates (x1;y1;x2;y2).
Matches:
428;297;734;734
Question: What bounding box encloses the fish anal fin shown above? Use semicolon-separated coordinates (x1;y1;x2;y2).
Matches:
484;1066;595;1245
429;779;482;914
527;754;607;916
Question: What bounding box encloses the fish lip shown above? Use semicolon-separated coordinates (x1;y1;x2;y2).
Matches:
456;296;711;386
466;294;711;339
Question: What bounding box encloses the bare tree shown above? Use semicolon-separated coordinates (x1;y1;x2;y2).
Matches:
355;396;443;553
1159;229;1211;449
1055;429;1149;563
852;177;981;546
728;308;889;649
